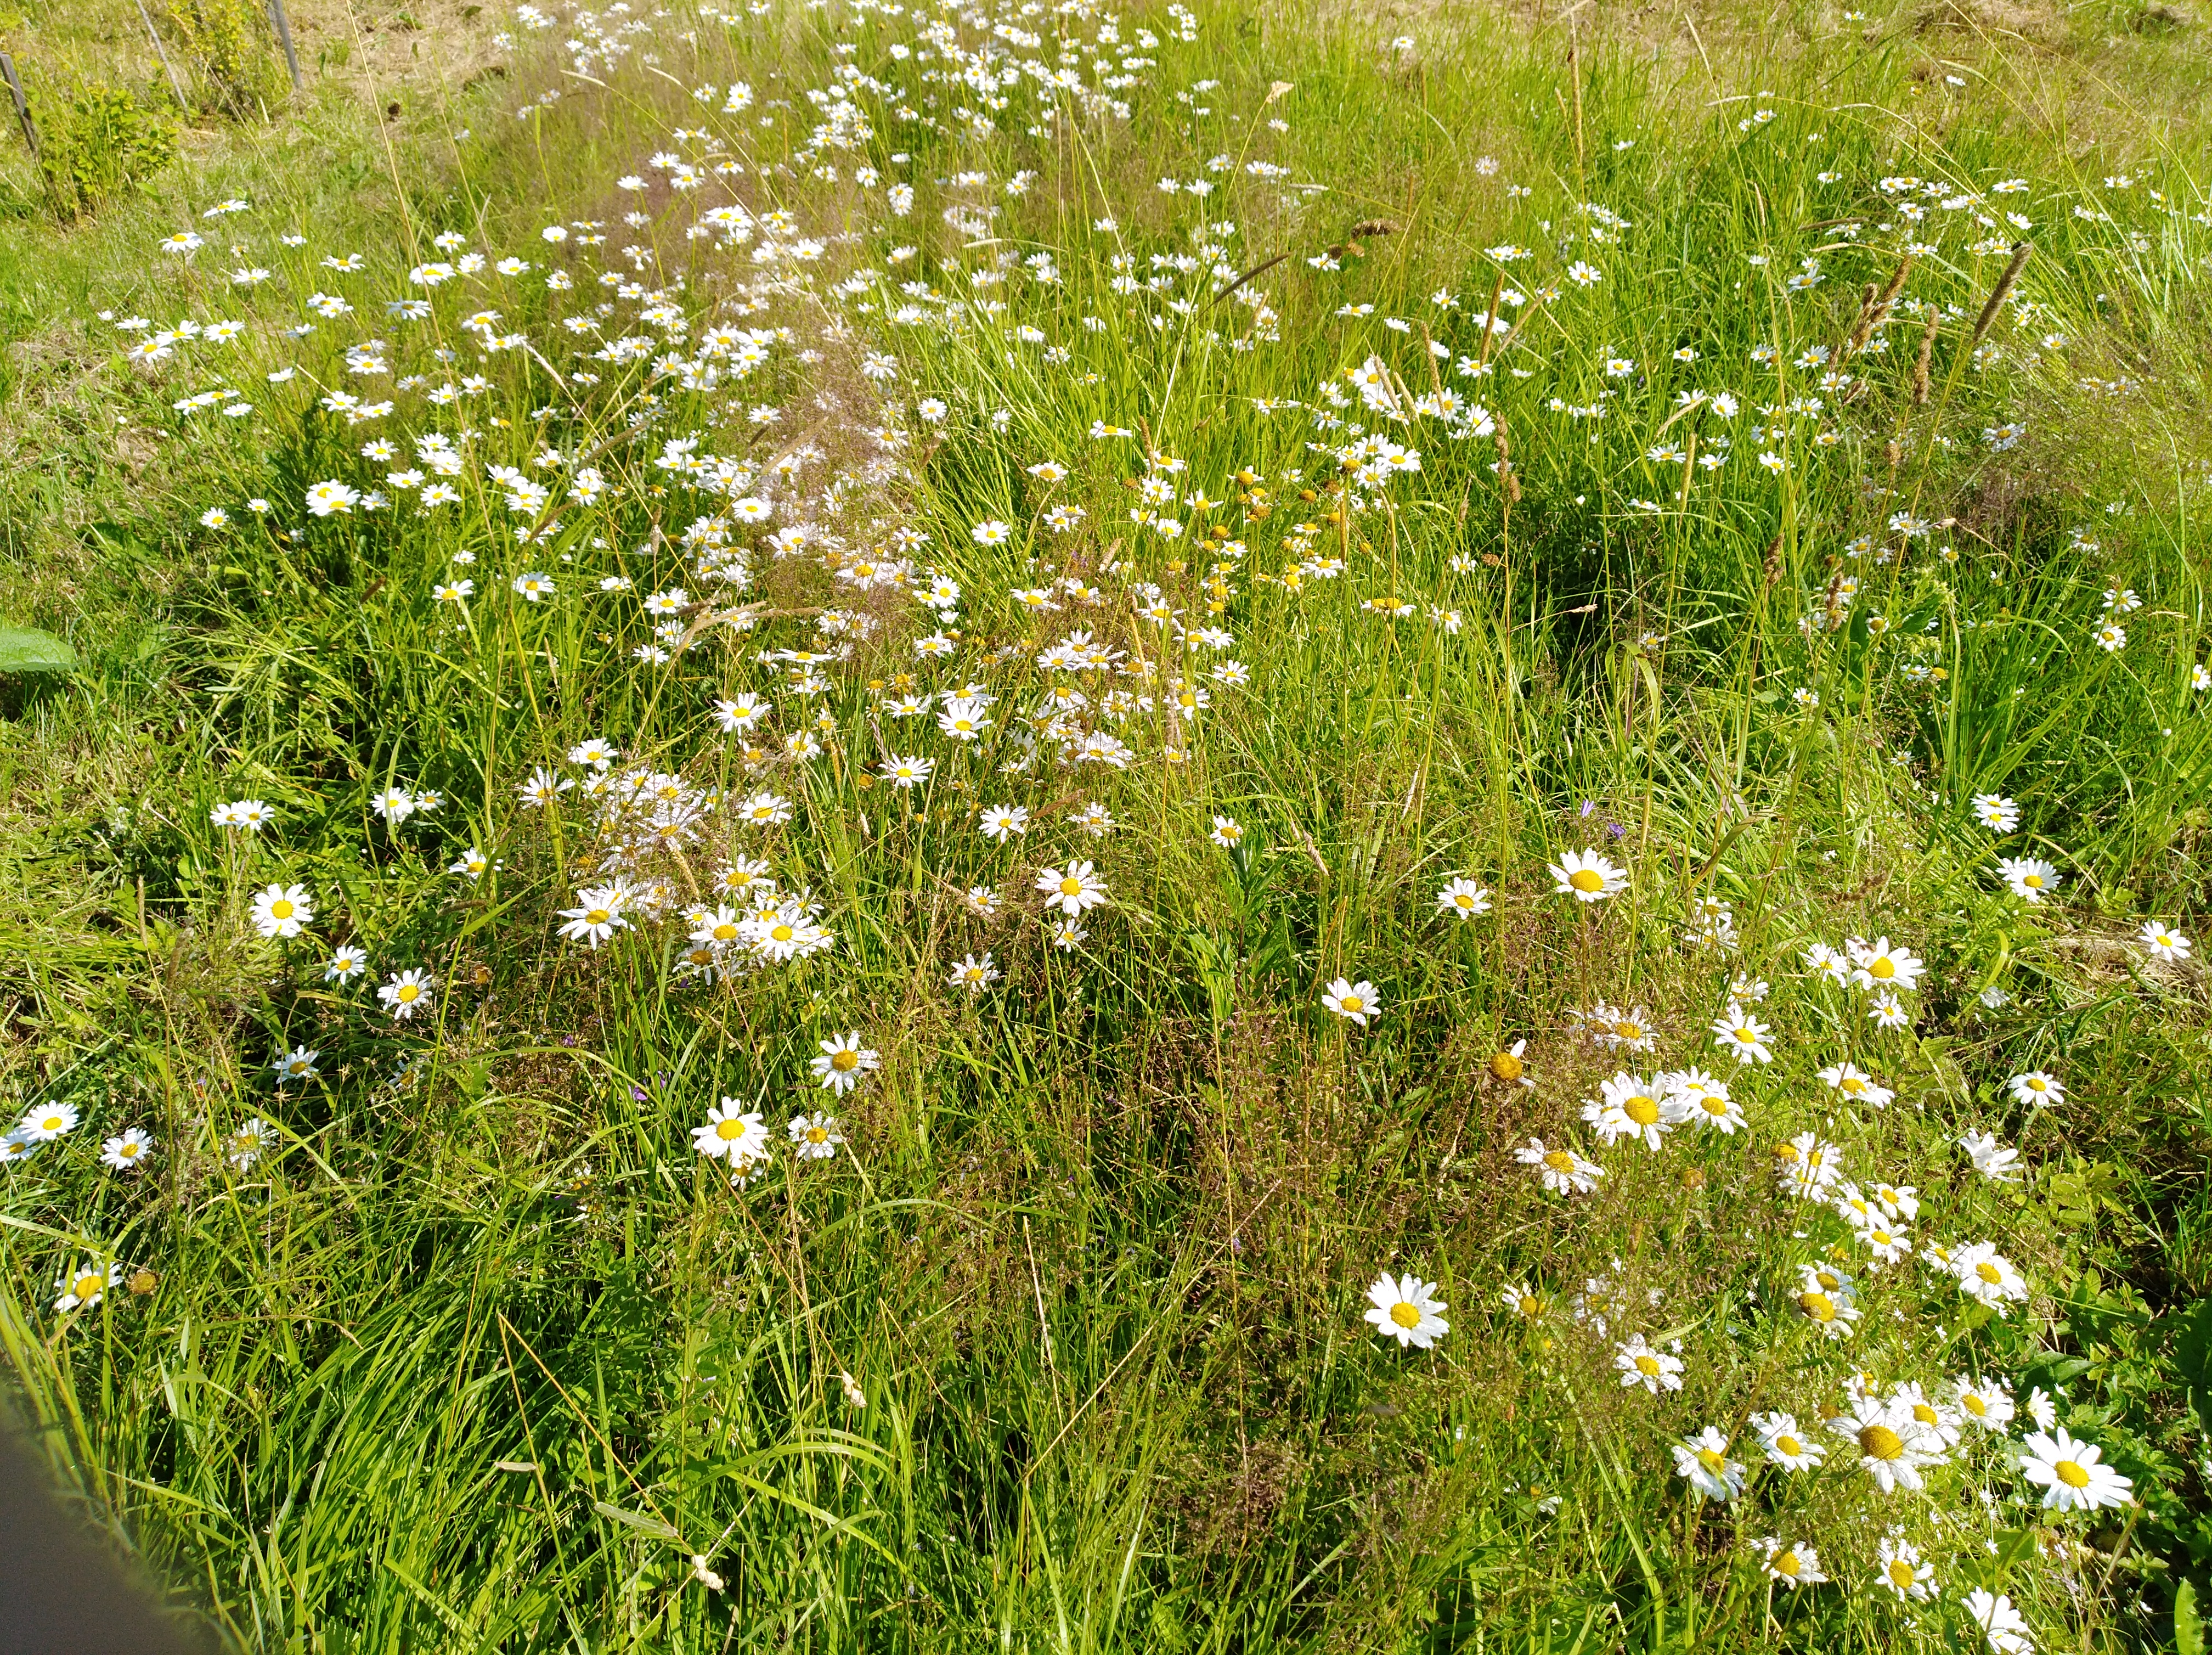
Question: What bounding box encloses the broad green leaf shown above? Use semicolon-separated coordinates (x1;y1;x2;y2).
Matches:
0;625;74;674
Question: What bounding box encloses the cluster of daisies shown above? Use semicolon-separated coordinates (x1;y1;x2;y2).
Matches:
1352;836;2166;1635
1971;793;2198;962
0;1100;155;1176
204;801;442;1021
1364;1145;2126;1632
1655;1380;2131;1640
12;1095;284;1315
687;1032;880;1184
57;0;2203;1643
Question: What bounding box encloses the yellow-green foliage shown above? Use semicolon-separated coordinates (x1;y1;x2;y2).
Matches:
35;81;177;221
165;0;272;117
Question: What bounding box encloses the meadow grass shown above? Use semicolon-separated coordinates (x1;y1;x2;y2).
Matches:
2;0;2211;1650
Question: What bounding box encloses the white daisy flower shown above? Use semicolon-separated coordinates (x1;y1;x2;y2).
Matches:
1319;977;1380;1027
1362;1271;1449;1349
809;1031;881;1095
1547;847;1628;902
1671;1427;1743;1501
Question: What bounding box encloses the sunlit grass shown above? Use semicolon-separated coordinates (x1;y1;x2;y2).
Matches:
1;0;2210;1649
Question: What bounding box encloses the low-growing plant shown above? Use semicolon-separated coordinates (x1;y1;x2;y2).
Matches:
165;0;277;119
33;80;177;221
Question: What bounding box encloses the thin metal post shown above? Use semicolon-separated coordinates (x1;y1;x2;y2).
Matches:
267;0;302;91
0;52;35;162
133;0;193;112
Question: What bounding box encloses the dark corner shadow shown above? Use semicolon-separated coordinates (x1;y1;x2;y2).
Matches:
0;1417;210;1655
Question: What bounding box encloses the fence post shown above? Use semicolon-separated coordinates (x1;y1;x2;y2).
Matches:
133;0;193;112
267;0;302;91
0;52;35;163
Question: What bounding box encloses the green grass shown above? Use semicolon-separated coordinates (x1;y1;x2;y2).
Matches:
3;0;2212;1650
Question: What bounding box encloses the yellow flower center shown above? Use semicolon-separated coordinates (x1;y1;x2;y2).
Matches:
1815;1269;1842;1291
271;900;294;919
1634;1354;1660;1377
1569;869;1605;892
1735;1027;1757;1043
1774;1434;1802;1457
2024;874;2043;888
1543;1150;1575;1175
1613;1020;1643;1040
1962;1394;1987;1417
713;924;738;941
1797;1291;1835;1322
1058;877;1083;897
1389;1301;1421;1328
2055;1460;2090;1489
1975;1261;2002;1285
396;984;419;1003
1888;1560;1915;1589
715;1119;746;1141
1454;894;1475;909
586;909;610;925
1340;996;1364;1015
72;1273;104;1299
831;1050;860;1072
1516;1295;1539;1317
1624;1095;1659;1126
1859;1425;1904;1460
1912;1403;1938;1426
1774;1552;1800;1578
806;1126;828;1144
1696;1447;1725;1473
1700;1096;1728;1116
1869;956;1895;979
771;924;795;943
1489;1051;1524;1082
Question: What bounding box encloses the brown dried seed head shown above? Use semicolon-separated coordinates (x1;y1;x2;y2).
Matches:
1912;309;1940;405
1970;241;2033;350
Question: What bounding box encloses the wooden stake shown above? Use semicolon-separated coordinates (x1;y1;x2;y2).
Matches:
0;52;35;162
134;0;193;111
268;0;303;91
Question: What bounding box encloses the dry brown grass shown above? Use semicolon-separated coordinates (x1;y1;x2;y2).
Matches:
0;0;508;125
